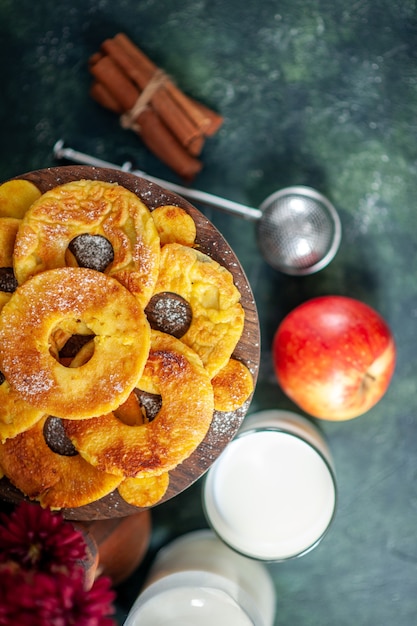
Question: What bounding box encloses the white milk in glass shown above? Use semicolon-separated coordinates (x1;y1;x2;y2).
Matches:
203;410;337;561
124;530;275;626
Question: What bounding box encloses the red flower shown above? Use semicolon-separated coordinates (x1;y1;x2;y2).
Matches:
0;566;115;625
0;502;86;573
69;574;116;626
0;503;116;625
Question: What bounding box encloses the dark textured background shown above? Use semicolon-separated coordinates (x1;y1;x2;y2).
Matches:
1;1;417;624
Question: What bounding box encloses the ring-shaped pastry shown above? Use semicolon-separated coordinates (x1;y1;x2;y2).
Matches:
64;330;214;477
0;267;151;419
13;179;160;307
0;416;122;509
151;243;245;378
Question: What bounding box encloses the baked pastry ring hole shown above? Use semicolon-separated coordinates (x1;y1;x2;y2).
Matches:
66;233;115;273
0;267;151;419
145;292;192;338
135;389;163;422
113;388;162;425
57;335;95;367
49;320;95;366
43;416;78;456
0;268;18;293
64;330;214;478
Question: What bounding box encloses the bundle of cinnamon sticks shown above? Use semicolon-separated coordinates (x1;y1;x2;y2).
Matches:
89;33;223;180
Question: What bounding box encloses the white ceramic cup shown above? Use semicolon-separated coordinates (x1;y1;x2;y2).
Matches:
123;529;276;626
203;410;337;561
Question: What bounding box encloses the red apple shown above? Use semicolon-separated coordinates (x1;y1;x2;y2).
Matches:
273;296;396;420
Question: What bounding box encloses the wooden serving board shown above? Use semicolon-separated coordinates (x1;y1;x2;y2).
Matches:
0;166;260;520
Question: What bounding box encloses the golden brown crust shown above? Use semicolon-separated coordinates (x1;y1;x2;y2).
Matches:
0;267;151;419
64;331;214;477
211;358;254;412
0;217;20;267
0;380;45;443
0;179;41;219
0;293;11;313
152;243;245;378
0;416;122;509
151;205;196;246
118;472;169;507
13;179;160;307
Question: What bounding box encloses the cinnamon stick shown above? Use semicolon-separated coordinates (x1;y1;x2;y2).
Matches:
90;81;123;115
188;97;224;137
113;33;219;135
139;109;202;180
88;51;104;67
90;55;139;112
88;33;223;178
113;33;155;84
90;56;202;180
100;37;204;156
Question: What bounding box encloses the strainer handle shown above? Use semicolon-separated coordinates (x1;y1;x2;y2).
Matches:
53;140;261;220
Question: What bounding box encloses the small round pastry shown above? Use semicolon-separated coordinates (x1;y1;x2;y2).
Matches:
0;179;41;219
211;358;254;412
0;416;122;509
0;267;151;419
151;205;196;246
151;243;245;378
118;472;170;508
13;179;161;307
64;331;214;477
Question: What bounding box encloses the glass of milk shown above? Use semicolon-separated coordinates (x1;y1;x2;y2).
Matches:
123;529;276;626
203;409;337;561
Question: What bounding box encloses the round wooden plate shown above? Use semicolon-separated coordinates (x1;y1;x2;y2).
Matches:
0;166;260;520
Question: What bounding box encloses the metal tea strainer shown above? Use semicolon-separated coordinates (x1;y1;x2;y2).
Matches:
53;140;341;275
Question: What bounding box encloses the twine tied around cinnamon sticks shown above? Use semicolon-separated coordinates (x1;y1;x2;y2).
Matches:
89;34;223;180
120;69;169;132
